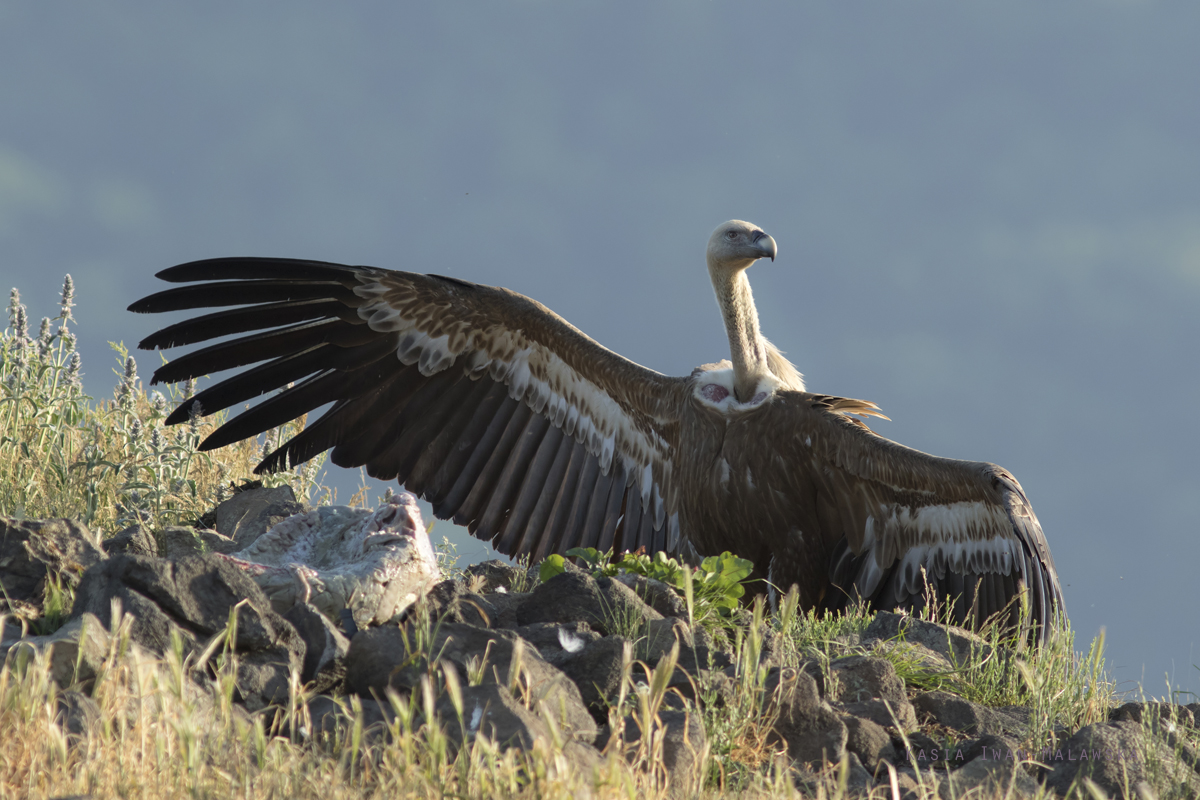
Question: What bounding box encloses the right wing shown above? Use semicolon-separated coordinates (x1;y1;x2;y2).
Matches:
128;257;691;561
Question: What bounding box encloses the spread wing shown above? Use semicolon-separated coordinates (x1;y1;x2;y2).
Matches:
757;393;1063;640
128;257;690;561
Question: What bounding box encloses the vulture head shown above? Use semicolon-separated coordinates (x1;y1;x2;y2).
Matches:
706;219;778;274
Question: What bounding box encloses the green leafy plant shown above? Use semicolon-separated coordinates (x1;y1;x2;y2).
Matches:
539;546;754;625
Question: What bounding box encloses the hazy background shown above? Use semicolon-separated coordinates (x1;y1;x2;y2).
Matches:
2;3;1197;699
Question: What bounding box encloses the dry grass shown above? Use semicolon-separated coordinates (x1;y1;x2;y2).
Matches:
5;600;1143;800
0;607;1067;800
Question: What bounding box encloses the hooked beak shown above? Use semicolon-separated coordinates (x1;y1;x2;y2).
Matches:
751;230;777;262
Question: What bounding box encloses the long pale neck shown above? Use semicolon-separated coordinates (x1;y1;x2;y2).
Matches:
711;266;769;402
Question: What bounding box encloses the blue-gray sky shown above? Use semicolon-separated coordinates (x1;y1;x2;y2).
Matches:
3;3;1197;699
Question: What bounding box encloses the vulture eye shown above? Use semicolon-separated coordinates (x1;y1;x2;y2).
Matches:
725;230;738;240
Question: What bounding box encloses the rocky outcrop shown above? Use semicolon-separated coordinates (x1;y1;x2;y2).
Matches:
4;496;1200;799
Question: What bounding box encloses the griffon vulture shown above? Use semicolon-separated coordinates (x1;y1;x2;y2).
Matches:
128;220;1064;641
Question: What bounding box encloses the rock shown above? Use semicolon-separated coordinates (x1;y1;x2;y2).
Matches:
614;572;689;619
672;663;738;711
3;612;113;690
283;602;350;692
1;517;104;620
479;591;524;629
102;525;158;557
841;713;897;774
838;698;918;732
213;485;308;548
557;635;631;719
863;611;995;668
343;621;596;743
840;751;876;794
513;621;601;666
1110;701;1195;729
674;639;733;675
421;579;527;629
71;553;304;710
956;732;1023;766
421;580;493;627
1044;719;1200;799
828;656;917;732
896;731;956;769
55;689;102;739
642;617;699;662
161;525;239;558
870;638;955;674
464;560;529;593
601;709;707;798
305;694;397;743
221;493;441;628
634;618;729;708
891;765;940;799
938;756;1039;799
437;683;602;774
913;691;1028;737
516;571;662;635
765;666;847;768
828;655;906;705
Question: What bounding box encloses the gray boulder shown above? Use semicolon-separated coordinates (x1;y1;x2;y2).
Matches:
3;612;113;691
765;666;848;768
343;621;596;743
840;713;897;774
601;709;707;798
1110;701;1195;729
1;517;103;620
828;654;918;732
102;525;158;557
513;621;602;666
838;698;918;732
863;611;995;667
828;655;906;705
213;485;309;548
305;694;397;745
557;634;631;718
283;602;350;693
614;572;689;619
422;579;526;629
463;560;530;594
436;683;602;773
938;755;1040;799
1044;719;1200;799
70;553;303;710
54;689;102;740
161;525;239;559
517;571;662;635
913;691;1029;738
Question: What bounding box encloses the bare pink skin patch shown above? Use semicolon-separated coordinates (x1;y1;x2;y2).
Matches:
701;384;729;402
